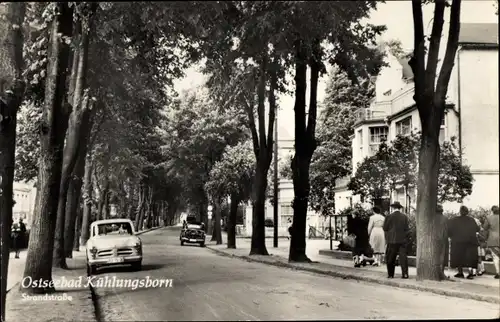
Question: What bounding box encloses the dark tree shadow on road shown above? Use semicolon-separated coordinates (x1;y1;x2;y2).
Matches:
96;263;166;275
141;263;166;271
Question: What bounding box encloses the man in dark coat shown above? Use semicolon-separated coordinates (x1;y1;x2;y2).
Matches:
383;201;410;279
448;205;480;279
435;205;449;279
347;212;370;267
11;218;26;258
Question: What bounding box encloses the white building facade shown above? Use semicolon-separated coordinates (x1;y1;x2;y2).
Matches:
12;181;37;228
335;23;499;212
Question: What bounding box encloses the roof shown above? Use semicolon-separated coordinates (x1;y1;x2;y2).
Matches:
459;23;498;45
396;56;413;80
387;23;498;81
90;218;133;226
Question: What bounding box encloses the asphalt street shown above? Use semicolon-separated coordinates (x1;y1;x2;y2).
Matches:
93;227;499;321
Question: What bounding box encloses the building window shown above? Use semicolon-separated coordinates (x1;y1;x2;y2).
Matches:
396;116;412;136
358;130;363;145
369;126;388;155
439;115;446;145
281;204;293;215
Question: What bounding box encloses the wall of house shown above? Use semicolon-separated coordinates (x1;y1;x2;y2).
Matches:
374;52;407;102
389;108;421;140
351;121;388;174
12;182;36;228
459;48;499;173
458;48;499;207
335;189;353;212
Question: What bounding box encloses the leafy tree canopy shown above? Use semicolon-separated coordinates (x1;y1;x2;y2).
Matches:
349;132;473;204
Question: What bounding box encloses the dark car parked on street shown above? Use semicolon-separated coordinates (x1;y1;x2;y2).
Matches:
180;221;206;247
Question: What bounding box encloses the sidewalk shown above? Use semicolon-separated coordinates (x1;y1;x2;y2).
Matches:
5;251;95;322
207;232;500;304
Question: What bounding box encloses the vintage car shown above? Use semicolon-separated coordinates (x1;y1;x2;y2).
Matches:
180;222;205;247
86;218;142;275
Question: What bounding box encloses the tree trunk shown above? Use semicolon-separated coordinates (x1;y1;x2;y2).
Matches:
0;3;26;317
227;193;239;249
63;144;88;257
59;95;95;260
127;186;135;220
97;177;109;220
134;185;146;231
62;174;77;258
213;199;223;244
166;203;177;227
80;154;93;246
73;204;82;251
52;21;84;268
250;163;269;255
247;55;275;256
415;118;443;281
289;157;311;262
23;2;74;293
103;187;110;219
289;40;319;263
410;0;461;281
32;179;41;227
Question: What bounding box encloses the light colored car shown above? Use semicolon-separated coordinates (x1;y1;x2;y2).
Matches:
86;218;142;275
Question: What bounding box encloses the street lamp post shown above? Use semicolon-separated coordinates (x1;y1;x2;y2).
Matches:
323;187;333;251
329;212;333;251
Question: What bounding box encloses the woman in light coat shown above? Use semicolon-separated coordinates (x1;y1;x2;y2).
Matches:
368;206;386;266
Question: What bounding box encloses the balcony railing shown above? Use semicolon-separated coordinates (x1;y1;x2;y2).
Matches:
391;86;415;115
354;109;388;125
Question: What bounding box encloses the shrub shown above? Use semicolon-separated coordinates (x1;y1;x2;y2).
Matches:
337;203;371;221
407;211;417;256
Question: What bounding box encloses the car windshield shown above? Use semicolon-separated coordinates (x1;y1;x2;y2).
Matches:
97;222;133;236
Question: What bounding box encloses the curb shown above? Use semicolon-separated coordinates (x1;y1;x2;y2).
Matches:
206;246;500;304
6;282;20;294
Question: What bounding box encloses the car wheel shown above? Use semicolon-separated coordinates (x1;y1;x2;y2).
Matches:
131;261;142;271
181;240;184;246
200;242;205;247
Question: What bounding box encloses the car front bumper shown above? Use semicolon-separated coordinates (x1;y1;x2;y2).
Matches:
181;237;205;243
87;255;142;266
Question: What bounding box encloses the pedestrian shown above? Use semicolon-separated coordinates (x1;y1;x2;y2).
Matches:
11;217;26;258
473;216;486;276
347;210;370;267
383;201;409;279
448;205;480;279
483;205;500;279
435;204;449;279
368;206;385;266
